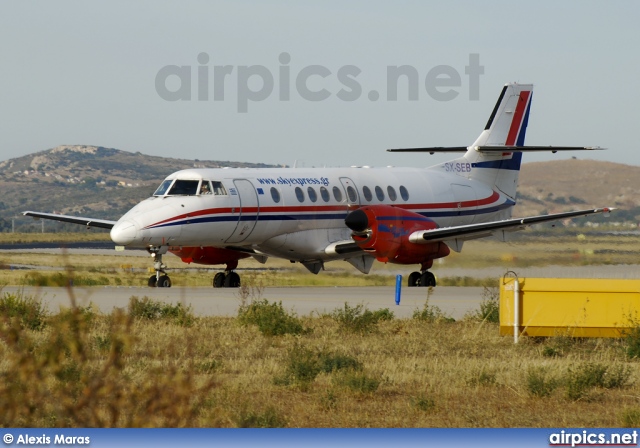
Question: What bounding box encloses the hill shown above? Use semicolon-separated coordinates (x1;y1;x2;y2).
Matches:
516;158;640;223
0;145;282;231
0;147;636;232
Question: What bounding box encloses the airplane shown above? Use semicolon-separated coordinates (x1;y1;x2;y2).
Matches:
24;82;611;288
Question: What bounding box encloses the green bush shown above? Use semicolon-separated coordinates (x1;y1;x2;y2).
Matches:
331;303;394;333
526;367;557;398
565;362;631;401
237;299;305;336
472;287;500;323
624;320;640;359
234;407;287;428
318;351;361;373
565;363;607;401
277;344;362;385
334;371;380;393
0;291;47;330
411;394;436;412
128;296;194;327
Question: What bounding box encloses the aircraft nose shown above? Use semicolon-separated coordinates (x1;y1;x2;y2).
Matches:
110;220;138;246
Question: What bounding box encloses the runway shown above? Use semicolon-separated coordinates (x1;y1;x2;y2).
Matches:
1;286;487;320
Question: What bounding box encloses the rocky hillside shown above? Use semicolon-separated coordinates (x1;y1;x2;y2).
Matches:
0;145;281;231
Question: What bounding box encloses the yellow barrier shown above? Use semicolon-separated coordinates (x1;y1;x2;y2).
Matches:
500;277;640;338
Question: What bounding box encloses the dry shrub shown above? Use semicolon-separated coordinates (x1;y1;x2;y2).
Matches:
0;292;214;427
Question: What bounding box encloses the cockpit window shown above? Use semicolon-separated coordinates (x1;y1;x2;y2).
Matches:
153;179;173;196
167;179;199;196
155;179;227;197
212;181;227;195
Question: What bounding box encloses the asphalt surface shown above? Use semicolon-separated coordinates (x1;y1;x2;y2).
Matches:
1;285;486;319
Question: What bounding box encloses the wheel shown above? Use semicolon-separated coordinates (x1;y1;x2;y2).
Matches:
213;272;226;288
148;275;157;287
408;271;421;287
223;271;240;288
157;274;172;288
420;271;436;287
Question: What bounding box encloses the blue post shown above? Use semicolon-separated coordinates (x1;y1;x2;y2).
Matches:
395;274;402;305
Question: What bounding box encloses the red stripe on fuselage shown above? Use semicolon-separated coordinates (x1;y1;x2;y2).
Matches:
144;191;503;229
398;190;500;210
505;90;531;146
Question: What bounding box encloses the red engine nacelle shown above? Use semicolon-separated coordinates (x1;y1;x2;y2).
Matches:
345;205;450;269
168;246;250;270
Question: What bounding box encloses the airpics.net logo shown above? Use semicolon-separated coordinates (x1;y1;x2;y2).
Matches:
155;53;484;112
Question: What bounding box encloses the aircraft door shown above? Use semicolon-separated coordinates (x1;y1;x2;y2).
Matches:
451;184;477;226
339;177;360;209
226;179;260;243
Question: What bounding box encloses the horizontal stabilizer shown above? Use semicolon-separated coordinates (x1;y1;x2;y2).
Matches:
409;207;614;244
388;146;605;154
22;211;116;229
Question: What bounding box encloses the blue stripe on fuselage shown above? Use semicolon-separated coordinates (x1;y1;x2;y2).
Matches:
148;200;514;229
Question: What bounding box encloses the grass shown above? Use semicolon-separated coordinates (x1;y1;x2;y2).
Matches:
1;230;640;287
2;290;640;427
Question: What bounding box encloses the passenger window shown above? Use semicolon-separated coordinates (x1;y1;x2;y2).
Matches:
320;186;330;202
212;181;227;195
270;187;281;203
168;179;199;196
387;186;397;201
375;186;385;201
199;181;212;195
362;186;373;202
346;186;357;203
399;185;409;201
295;187;305;203
153;179;173;196
332;186;343;202
307;187;318;203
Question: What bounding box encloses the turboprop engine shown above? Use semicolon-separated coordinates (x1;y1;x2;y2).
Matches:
345;205;450;269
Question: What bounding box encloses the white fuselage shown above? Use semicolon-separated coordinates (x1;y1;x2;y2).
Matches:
110;166;514;263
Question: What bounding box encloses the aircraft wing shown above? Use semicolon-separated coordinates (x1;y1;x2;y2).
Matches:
22;211;116;230
408;207;613;247
388;146;605;154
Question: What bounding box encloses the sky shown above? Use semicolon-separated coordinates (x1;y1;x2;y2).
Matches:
1;1;638;169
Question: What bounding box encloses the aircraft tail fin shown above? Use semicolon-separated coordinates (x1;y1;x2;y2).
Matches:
462;83;533;200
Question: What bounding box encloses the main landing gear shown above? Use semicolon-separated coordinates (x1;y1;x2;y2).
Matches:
212;271;240;288
212;260;241;288
147;246;172;288
407;271;436;287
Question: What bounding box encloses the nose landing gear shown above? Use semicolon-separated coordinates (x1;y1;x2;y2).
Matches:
147;246;171;288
